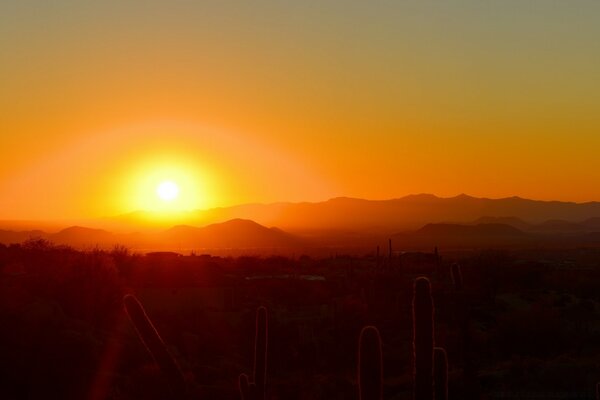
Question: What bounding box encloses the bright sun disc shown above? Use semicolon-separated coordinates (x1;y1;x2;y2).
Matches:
156;181;179;201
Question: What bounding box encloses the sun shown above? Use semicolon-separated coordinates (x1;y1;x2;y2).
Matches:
156;181;179;202
121;155;214;213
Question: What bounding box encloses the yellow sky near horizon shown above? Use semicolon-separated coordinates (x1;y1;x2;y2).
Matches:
1;1;600;219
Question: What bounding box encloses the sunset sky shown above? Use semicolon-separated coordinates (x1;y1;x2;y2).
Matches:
1;1;600;220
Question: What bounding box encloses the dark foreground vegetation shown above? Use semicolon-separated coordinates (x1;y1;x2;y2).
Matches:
1;238;599;399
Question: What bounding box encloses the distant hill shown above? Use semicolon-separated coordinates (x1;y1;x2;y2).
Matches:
393;223;534;249
51;226;117;246
416;223;526;237
158;219;301;249
530;219;588;234
469;216;533;231
470;216;600;234
391;218;600;250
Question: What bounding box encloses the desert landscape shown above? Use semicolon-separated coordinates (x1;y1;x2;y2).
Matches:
1;1;600;399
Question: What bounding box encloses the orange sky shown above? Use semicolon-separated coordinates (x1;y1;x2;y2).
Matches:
1;1;600;219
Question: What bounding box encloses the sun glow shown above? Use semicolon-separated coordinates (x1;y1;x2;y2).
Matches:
119;154;214;215
156;181;179;201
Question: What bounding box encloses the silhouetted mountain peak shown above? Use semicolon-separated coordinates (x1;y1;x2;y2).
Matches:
451;193;476;200
400;193;441;202
51;226;116;245
325;197;365;204
159;219;299;249
204;218;274;232
219;218;264;227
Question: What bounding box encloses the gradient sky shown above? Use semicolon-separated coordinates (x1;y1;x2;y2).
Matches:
1;1;600;219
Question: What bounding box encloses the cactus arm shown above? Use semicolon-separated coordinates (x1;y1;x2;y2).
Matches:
123;294;187;397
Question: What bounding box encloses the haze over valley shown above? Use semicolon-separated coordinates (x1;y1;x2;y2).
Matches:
3;194;600;253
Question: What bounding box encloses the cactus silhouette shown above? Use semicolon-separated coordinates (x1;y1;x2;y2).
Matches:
413;277;434;400
239;306;268;400
450;263;463;291
433;347;448;400
358;326;383;400
356;279;450;400
123;294;187;398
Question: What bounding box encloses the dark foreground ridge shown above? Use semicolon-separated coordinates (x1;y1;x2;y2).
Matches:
0;239;599;398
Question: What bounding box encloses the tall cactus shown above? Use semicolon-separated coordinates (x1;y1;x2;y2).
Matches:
433;347;448;400
358;326;383;400
413;277;434;400
239;306;268;400
450;263;463;291
356;278;450;400
123;294;187;397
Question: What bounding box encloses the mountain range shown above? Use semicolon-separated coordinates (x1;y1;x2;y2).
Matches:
2;194;600;252
104;194;600;233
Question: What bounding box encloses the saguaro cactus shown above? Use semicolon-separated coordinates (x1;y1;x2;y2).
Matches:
358;326;383;400
433;347;448;400
450;263;463;291
239;306;268;400
123;294;187;397
413;277;434;400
